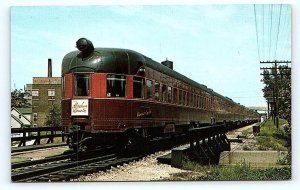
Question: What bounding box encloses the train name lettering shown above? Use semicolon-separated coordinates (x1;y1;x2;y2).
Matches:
137;110;152;117
72;102;88;112
71;100;89;116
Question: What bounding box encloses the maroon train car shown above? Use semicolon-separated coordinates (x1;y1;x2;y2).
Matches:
61;38;258;151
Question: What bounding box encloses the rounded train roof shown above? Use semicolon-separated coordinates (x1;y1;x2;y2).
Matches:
61;47;243;107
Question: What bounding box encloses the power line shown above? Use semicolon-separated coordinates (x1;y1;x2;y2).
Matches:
262;5;265;59
274;4;282;60
253;4;261;60
254;4;290;62
269;4;273;60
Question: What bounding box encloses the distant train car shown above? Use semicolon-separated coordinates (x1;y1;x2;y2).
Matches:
61;38;259;151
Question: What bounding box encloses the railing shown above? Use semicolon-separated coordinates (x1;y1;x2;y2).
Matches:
11;127;66;147
189;124;230;164
188;120;258;164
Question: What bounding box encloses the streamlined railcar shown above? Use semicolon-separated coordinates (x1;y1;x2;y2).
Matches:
61;38;259;151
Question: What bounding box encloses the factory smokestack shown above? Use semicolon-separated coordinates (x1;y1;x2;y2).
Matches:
48;58;52;77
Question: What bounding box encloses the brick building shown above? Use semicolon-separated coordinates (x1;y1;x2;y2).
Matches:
31;59;61;127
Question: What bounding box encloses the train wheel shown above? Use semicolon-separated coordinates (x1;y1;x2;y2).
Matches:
118;130;146;156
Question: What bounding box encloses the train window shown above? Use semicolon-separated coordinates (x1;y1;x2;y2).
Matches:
173;88;178;104
183;91;186;105
74;74;90;96
107;74;126;97
162;84;167;102
199;96;202;108
133;77;144;99
167;86;172;103
146;79;152;99
179;90;183;104
155;82;160;101
192;94;195;107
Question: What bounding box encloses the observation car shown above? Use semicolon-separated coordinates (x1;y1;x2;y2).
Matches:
61;38;259;151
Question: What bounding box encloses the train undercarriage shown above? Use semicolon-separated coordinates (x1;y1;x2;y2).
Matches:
65;118;258;154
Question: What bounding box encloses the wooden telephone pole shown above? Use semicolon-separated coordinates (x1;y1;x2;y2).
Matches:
260;60;291;128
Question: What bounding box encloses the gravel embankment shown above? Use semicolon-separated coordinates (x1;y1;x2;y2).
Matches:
74;151;188;181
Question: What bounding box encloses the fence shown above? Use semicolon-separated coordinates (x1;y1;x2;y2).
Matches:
11;127;66;147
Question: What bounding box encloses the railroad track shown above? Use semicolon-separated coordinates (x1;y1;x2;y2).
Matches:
11;133;187;182
12;151;145;182
12;152;74;169
11;122;256;182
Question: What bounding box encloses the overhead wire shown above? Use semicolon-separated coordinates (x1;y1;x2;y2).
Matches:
262;5;265;60
268;4;273;60
253;4;261;61
274;4;282;59
274;4;282;60
254;4;290;62
279;5;291;60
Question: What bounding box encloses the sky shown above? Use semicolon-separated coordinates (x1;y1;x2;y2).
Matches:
2;0;300;189
10;4;291;108
10;5;292;108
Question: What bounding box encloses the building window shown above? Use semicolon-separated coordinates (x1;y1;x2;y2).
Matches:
48;89;55;97
146;79;152;99
107;74;126;97
155;82;160;101
74;74;90;96
133;77;144;99
33;113;38;121
32;90;39;97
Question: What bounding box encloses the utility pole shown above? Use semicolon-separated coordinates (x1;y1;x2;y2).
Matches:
260;60;291;128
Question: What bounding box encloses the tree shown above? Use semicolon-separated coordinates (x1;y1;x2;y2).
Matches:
261;65;291;125
11;89;31;108
45;104;61;127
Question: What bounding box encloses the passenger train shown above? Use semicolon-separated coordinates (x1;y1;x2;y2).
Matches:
61;38;259;152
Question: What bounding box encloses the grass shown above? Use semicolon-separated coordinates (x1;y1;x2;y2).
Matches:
259;118;288;137
255;118;289;151
179;160;291;181
170;117;292;181
256;136;287;151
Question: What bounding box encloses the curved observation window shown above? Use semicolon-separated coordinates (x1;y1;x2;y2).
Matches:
74;74;90;96
107;74;126;97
